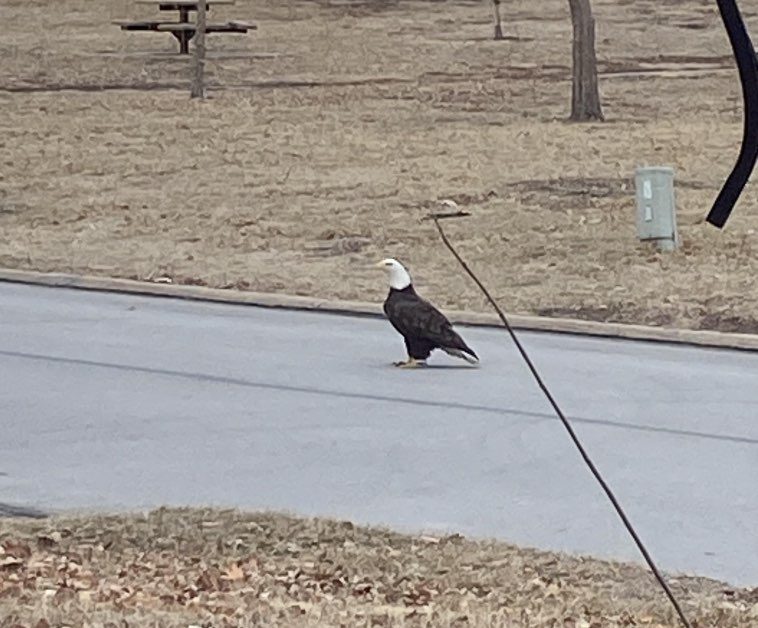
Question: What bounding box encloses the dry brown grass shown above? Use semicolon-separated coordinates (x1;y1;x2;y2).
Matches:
1;0;758;332
1;508;756;627
3;7;757;625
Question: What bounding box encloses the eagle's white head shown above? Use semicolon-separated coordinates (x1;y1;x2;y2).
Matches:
375;258;412;290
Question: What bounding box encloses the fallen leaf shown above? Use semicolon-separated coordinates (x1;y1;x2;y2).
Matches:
223;563;245;582
78;590;93;603
0;556;24;570
53;586;77;605
2;540;31;559
37;532;62;548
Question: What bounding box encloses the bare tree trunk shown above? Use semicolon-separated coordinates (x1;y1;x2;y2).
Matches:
568;0;603;121
190;0;207;99
492;0;504;40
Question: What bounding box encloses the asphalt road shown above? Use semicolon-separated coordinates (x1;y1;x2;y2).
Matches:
2;282;758;585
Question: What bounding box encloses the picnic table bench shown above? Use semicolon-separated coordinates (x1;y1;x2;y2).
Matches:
114;0;256;54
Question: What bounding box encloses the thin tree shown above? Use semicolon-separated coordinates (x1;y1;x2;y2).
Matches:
492;0;504;40
190;0;207;98
568;0;603;121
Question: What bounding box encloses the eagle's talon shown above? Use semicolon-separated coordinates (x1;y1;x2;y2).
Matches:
394;358;426;369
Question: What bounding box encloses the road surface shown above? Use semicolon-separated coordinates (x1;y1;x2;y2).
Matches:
2;281;757;585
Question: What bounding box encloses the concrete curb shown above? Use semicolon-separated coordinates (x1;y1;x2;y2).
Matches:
2;267;758;352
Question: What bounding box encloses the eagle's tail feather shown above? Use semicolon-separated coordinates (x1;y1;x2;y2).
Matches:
442;346;479;365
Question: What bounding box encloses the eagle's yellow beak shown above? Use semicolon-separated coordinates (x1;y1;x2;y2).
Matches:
373;260;386;269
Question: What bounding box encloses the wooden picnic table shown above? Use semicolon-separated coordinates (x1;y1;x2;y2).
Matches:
116;0;255;54
135;0;235;25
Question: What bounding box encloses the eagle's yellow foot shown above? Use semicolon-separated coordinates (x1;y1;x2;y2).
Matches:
393;358;427;369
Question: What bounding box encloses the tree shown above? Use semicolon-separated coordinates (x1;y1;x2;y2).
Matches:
190;0;207;98
492;0;504;41
568;0;603;121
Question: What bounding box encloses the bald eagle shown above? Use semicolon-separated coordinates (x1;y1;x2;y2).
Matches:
375;258;479;368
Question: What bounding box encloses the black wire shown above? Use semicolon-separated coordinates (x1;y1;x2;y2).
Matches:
430;217;693;628
706;0;758;228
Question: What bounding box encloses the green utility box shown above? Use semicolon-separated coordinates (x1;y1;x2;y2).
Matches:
634;166;679;251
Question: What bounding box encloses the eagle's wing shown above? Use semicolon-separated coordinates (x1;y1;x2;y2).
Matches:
388;292;474;356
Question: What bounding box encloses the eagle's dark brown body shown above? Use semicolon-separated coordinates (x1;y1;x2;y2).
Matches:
383;285;479;363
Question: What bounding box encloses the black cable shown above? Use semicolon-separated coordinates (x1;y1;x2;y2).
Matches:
428;215;693;628
706;0;758;228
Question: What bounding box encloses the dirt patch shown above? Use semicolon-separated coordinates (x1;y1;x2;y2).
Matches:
1;508;755;627
1;0;757;331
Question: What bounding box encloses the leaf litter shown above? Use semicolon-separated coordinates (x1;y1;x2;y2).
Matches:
0;508;755;627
